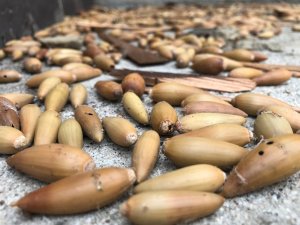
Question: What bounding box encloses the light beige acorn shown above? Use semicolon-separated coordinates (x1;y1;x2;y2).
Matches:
134;164;225;193
34;110;61;145
0;49;5;60
176;113;246;133
75;105;103;143
58;119;83;148
181;93;231;107
12;167;136;214
19;104;41;146
0;70;22;83
122;92;148;125
150;101;177;135
0;93;34;109
62;63;102;81
45;83;69;112
164;136;247;168
175;124;253;146
37;77;62;100
176;52;191;68
23;57;42;73
120;191;224;225
222;134;300;198
6;144;95;182
254;111;293;139
103;117;137;147
0;126;27;154
132;130;160;183
0;96;19;129
229;67;264;79
222;49;255;62
95;81;123;101
150;82;204;106
121;73;145;97
94;54;115;71
253;68;292;86
11;49;23;61
70;84;87;108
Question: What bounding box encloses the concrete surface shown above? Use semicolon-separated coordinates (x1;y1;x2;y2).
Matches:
0;26;300;225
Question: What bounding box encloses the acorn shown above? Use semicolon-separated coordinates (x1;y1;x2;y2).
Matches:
45;83;69;112
12;167;136;214
0;93;34;109
58;119;83;148
0;70;22;83
6;144;95;182
11;49;23;61
222;49;255;62
176;52;191;68
181;93;231;107
37;77;62;101
121;73;145;97
70;84;87;108
199;46;223;54
82;56;93;65
94;54;115;71
252;51;268;62
258;30;274;39
122;92;149;125
62;63;101;82
132;130;160;183
175;124;253;146
150;82;204;106
134;164;225;193
150;101;177;135
229;67;264;79
83;43;104;58
192;57;224;75
0;96;19;129
95;81;123;101
0;126;27;154
164;136;247;168
50;53;82;66
109;52;122;63
19;104;41;146
0;49;5;60
34;110;61;145
222;134;300;198
254;111;293;139
103;117;137;147
28;46;40;57
253;68;292;86
75;105;103;143
23;57;42;74
120;191;224;225
157;45;174;59
176;113;246;133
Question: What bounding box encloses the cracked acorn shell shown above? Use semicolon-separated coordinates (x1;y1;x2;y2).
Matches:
70;83;87;108
134;164;226;193
222;134;300;198
12;167;136;214
95;81;123;101
103;117;137;147
121;73;145;97
163;136;247;168
37;77;62;100
132;130;160;183
45;83;69;112
120;191;224;225
0;70;22;83
58;118;83;148
122;92;148;125
0;93;34;109
75;105;103;143
23;57;42;73
6;143;95;183
150;101;177;136
0;126;26;154
0;96;19;129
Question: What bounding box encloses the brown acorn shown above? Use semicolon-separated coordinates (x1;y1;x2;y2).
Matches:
23;57;42;74
94;81;123;101
192;57;224;75
121;73;145;97
45;83;69;112
69;84;87;108
0;97;19;129
84;43;104;58
0;70;22;83
94;54;115;72
0;126;26;154
252;51;268;62
253;69;292;86
0;93;34;109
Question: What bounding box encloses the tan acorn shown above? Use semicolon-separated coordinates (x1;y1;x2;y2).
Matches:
0;126;26;154
157;45;174;59
94;54;115;71
23;57;42;73
103;117;137;147
150;82;204;106
0;49;5;60
26;69;76;88
134;164;225;193
94;81;123;101
121;73;145;97
19;104;41;146
253;69;292;86
62;63;102;81
12;167;136;214
176;113;246;133
120;191;224;225
176;52;190;68
200;46;223;54
37;77;62;100
222;49;255;62
58;119;83;148
254;111;293;139
181;93;231;107
45;83;69;112
132;130;160;183
28;46;40;57
0;93;34;109
150;101;177;135
0;70;22;83
75;105;103;142
70;84;87;108
50;53;82;66
175;124;252;146
6;144;95;182
122;92;148;125
0;97;19;129
82;56;93;65
258;30;274;39
222;134;300;198
192;57;224;75
11;49;24;61
34;110;61;145
252;51;268;62
229;67;264;79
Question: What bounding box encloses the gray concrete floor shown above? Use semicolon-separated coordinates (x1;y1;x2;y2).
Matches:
0;27;300;225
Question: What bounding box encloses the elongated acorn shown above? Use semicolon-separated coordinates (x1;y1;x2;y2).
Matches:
222;134;300;198
37;77;62;100
95;81;123;101
0;97;19;129
103;117;137;147
121;73;145;97
12;167;136;214
192;57;224;75
94;54;115;71
0;126;26;154
0;70;22;83
62;63;101;81
23;57;42;73
253;69;292;86
252;51;268;62
181;93;232;107
45;83;69;112
75;105;103;143
70;84;87;108
120;191;224;225
0;93;34;109
6;143;95;182
132;130;160;183
222;49;255;62
58;119;83;148
229;67;264;79
11;50;23;61
0;49;5;60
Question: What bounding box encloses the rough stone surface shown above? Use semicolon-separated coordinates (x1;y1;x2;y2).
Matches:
0;27;300;225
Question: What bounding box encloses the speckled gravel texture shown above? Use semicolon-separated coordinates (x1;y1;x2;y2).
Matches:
0;26;300;225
